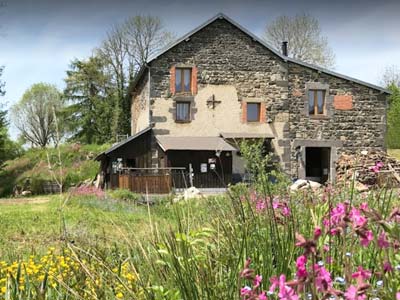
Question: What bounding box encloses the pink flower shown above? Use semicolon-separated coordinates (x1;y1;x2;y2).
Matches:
256;200;267;212
253;275;263;288
315;266;332;292
396;292;400;300
258;291;267;300
377;232;390;249
331;203;346;224
383;261;393;273
295;255;307;278
277;275;299;300
360;202;369;211
352;266;372;281
314;226;322;239
241;286;252;296
360;230;373;247
344;285;366;300
349;208;367;227
282;206;291;216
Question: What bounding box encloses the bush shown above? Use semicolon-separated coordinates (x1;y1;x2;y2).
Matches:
108;189;140;203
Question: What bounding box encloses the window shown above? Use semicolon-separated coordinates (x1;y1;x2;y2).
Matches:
247;103;261;122
175;68;192;93
176;102;191;122
308;90;326;115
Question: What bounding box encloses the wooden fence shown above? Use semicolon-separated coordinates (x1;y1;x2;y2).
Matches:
109;168;231;194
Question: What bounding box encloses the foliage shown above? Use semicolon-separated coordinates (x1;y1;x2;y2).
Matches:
0;143;109;197
63;56;116;144
11;83;63;148
108;188;140;203
386;84;400;148
381;65;400;88
97;15;174;136
264;14;335;68
0;67;23;169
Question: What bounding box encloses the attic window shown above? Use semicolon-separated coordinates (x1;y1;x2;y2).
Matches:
175;68;192;93
308;90;326;115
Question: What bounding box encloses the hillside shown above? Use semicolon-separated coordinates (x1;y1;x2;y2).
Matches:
0;143;109;197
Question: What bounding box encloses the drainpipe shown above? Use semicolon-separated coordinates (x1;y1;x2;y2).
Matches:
148;66;151;126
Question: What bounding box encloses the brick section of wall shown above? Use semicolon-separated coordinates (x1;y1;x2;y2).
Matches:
191;66;198;95
260;102;266;123
334;95;353;110
169;66;176;95
241;101;247;123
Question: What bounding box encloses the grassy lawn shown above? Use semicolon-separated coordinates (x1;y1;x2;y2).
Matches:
388;148;400;160
0;194;179;258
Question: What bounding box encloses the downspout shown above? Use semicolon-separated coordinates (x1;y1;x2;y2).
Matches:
148;66;151;126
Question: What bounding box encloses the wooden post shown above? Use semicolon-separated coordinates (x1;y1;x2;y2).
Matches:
189;163;194;187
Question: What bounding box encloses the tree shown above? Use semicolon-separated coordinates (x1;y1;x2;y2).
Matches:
63;55;115;144
97;15;174;137
381;65;400;88
264;14;335;68
386;84;400;148
12;83;62;148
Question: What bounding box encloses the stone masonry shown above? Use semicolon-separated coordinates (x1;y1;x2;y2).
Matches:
130;16;388;181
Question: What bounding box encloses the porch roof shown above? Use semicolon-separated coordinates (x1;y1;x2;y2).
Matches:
155;136;236;152
220;132;275;139
94;126;152;160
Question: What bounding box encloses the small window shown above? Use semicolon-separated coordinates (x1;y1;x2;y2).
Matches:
247;103;261;122
308;90;326;115
175;68;192;93
176;102;191;122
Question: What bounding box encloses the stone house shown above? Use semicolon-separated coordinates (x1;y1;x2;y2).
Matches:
96;13;389;191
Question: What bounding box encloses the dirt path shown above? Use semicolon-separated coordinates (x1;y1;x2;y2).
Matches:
0;197;50;205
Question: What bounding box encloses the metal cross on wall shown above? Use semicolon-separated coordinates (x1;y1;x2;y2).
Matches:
206;94;221;109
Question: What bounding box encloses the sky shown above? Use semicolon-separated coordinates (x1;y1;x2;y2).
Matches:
1;0;400;139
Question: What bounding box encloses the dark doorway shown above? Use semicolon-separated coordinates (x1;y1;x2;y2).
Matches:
305;147;331;183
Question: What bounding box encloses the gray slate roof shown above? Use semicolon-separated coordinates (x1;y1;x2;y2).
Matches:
131;13;390;94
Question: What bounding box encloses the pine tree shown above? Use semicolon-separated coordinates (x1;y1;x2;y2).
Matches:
63;55;115;144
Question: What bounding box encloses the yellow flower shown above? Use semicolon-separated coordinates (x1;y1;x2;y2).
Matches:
116;292;124;299
1;286;6;294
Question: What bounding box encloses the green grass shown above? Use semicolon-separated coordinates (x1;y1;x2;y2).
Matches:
388;148;400;160
0;194;183;258
0;143;110;197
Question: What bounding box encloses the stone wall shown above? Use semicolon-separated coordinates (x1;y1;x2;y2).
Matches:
287;62;387;178
130;17;387;180
147;18;290;170
131;72;150;135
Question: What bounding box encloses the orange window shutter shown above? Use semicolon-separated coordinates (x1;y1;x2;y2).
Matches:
191;66;198;95
242;102;247;123
170;66;176;95
260;102;266;123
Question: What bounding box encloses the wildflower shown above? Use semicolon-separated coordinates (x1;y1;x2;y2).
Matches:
253;275;263;288
315;265;332;292
314;226;322;239
258;291;267;300
396;292;400;300
360;230;373;247
335;277;346;285
383;261;393;273
116;292;124;298
344;285;366;300
376;280;383;288
349;208;367;228
377;232;389;249
295;255;307;279
352;266;371;286
241;286;252;296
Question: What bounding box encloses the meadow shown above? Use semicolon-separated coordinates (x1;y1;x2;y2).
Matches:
0;146;399;299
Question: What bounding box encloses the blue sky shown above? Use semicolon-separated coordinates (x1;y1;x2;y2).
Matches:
2;0;400;138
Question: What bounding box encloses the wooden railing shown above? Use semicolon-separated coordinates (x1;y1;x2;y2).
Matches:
109;168;231;193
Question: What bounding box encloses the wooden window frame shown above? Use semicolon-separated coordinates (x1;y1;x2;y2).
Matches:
175;68;192;94
175;101;191;123
308;90;326;116
246;102;261;122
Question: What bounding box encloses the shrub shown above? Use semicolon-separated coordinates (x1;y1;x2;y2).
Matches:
108;189;140;203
